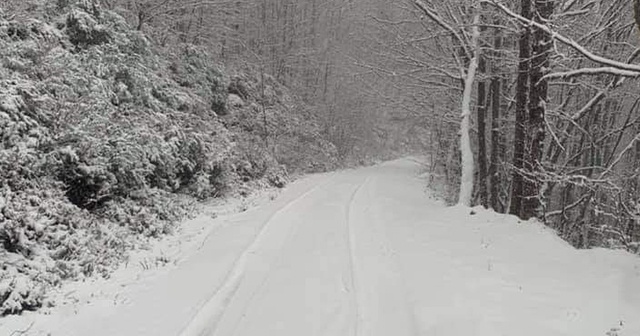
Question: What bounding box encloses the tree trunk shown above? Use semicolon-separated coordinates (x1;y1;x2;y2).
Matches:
521;0;553;220
477;55;489;208
509;0;532;216
458;11;481;207
489;20;505;213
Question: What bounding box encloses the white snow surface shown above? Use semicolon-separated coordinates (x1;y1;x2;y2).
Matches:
1;158;639;336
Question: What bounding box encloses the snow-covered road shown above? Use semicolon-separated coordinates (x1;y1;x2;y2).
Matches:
2;158;640;336
186;164;420;336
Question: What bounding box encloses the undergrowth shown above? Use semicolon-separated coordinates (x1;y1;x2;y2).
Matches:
0;0;337;315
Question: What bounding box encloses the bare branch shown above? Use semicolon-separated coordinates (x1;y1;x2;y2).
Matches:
487;0;640;73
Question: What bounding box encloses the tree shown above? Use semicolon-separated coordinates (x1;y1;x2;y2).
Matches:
458;11;482;207
476;40;489;208
521;0;553;219
411;0;484;206
489;0;640;249
488;17;507;212
509;0;532;217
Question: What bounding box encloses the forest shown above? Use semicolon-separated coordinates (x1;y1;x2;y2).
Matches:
0;0;639;316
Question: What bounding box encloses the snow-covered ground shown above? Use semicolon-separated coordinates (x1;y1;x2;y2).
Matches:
1;158;639;336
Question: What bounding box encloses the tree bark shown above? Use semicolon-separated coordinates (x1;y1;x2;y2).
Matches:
477;55;489;208
458;11;481;207
521;0;553;220
509;0;533;216
489;20;505;213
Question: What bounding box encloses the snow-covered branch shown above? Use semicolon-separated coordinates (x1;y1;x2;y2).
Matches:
571;89;605;121
546;193;591;218
598;133;640;179
414;0;471;60
545;67;640;80
486;0;640;74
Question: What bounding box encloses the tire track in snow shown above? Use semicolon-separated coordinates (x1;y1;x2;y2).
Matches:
219;174;374;336
363;177;421;336
211;190;310;336
314;175;371;336
346;174;421;336
178;175;337;336
344;176;371;336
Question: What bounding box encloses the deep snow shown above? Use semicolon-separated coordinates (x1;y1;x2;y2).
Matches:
1;158;639;336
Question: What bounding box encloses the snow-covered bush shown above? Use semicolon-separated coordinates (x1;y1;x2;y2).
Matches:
168;45;228;116
66;9;110;47
0;0;339;315
223;68;339;176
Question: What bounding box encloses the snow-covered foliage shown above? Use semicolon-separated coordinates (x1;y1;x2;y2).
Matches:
223;67;339;176
0;0;337;315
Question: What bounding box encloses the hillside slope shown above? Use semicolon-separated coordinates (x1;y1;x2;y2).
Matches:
0;0;337;315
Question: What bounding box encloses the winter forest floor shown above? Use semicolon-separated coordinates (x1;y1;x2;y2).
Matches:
1;158;640;336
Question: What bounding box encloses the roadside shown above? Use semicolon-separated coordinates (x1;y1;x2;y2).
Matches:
0;172;331;335
2;158;639;336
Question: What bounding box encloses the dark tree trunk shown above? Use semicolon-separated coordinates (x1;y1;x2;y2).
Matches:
509;0;533;217
521;0;553;220
477;55;489;208
489;20;505;213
